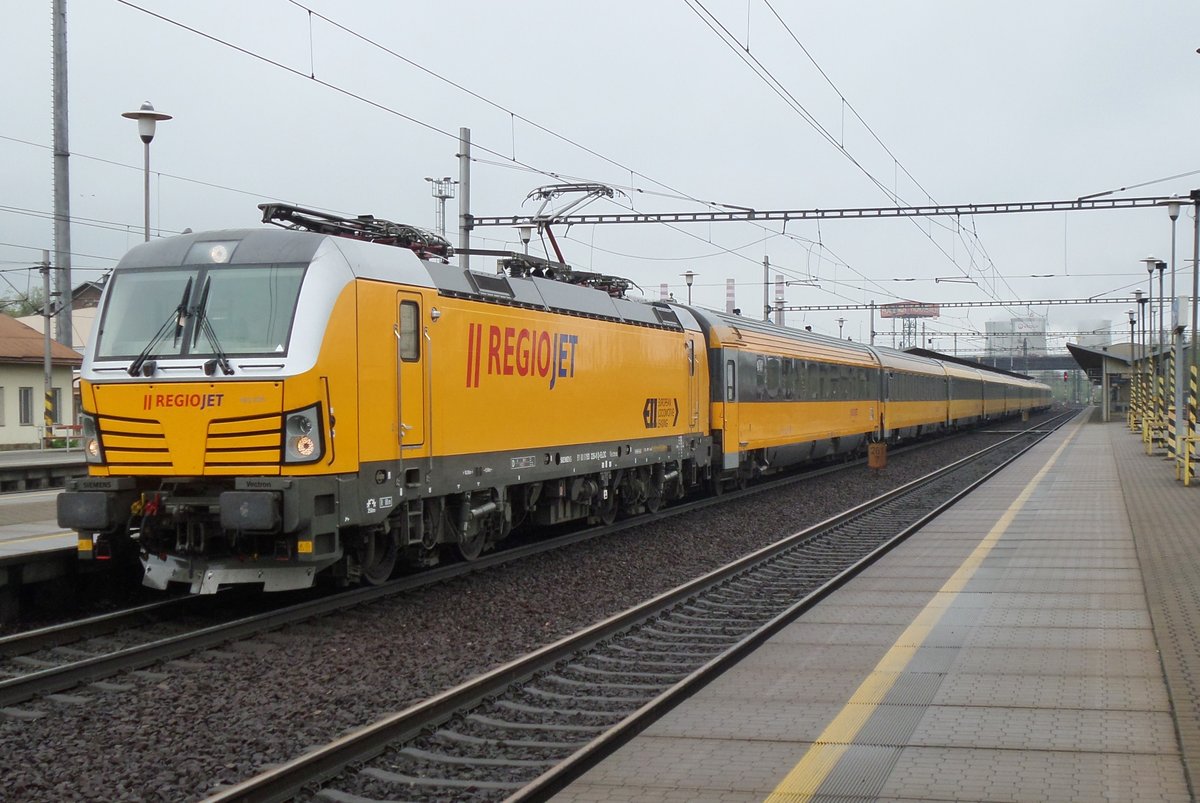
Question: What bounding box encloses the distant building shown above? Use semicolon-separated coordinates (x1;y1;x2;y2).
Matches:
986;316;1048;361
1075;319;1114;349
0;315;82;448
17;278;105;352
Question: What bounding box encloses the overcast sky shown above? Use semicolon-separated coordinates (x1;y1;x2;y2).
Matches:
5;1;1200;351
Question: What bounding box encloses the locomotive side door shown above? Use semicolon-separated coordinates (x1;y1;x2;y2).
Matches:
396;292;426;448
687;338;701;430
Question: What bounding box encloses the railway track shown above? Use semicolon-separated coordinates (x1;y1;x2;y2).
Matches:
0;416;1048;713
203;410;1077;802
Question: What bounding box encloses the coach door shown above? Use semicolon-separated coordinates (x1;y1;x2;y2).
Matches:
396;293;426;448
721;353;740;469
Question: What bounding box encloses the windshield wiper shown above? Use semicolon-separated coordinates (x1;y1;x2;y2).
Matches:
128;277;193;377
191;276;234;376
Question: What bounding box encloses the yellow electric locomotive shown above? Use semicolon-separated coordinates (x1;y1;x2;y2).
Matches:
60;205;711;593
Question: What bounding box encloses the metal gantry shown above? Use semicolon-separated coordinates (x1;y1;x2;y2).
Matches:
471;195;1177;228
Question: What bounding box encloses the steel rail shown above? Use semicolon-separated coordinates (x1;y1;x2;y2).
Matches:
0;597;191;659
203;409;1078;802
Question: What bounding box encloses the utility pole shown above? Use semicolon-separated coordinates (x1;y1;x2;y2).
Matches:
458;127;472;270
774;274;784;325
52;0;72;347
762;255;770;321
41;251;54;446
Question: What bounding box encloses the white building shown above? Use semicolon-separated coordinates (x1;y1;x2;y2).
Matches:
0;315;82;448
985;316;1048;360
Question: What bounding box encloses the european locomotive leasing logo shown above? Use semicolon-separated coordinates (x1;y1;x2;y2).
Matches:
143;392;226;410
465;323;579;389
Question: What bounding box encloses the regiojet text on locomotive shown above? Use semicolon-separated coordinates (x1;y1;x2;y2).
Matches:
465;322;579;389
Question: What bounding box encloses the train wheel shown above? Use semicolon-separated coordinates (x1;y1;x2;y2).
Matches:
595;491;618;526
358;527;398;586
456;530;486;561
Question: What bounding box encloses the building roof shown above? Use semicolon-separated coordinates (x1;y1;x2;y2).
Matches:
0;314;83;366
1065;341;1153;380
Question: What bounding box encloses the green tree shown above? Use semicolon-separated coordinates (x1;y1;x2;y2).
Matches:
0;287;46;317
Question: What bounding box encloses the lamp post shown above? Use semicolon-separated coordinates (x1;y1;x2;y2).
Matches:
517;225;533;255
837;317;846;339
1128;308;1137;426
1136;289;1147;434
1142;256;1159;441
1163;199;1184;469
121;101;171;242
1157;260;1168;448
425;176;456;240
682;270;696;305
1157;260;1167;362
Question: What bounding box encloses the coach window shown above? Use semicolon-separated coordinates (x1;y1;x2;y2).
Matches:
756;357;766;399
398;301;420;361
725;359;736;402
766;357;781;399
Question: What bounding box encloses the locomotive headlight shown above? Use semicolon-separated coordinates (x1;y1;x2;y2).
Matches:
287;414;313;436
81;413;104;465
294;435;316;457
283;405;323;463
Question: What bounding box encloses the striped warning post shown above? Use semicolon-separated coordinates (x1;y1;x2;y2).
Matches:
1157;365;1167;452
1168;352;1177;461
1130;362;1140;430
1147;359;1159;450
1185;364;1195;484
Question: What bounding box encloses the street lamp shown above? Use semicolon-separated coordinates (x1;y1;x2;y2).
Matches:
682;270;696;305
1157;260;1167;358
516;225;533;255
121;101;171;242
1142;256;1158;348
1156;260;1168;440
837;317;846;339
1135;289;1147;427
1128;309;1137;425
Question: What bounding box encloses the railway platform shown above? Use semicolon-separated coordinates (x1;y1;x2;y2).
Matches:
0;490;82;623
0;447;85;492
554;410;1200;802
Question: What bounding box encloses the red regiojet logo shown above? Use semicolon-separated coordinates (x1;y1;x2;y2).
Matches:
143;392;225;410
465;323;578;389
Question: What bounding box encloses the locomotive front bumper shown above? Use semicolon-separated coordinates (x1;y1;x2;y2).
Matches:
140;552;336;594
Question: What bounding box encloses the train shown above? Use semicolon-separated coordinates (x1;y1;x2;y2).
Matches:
58;204;1051;594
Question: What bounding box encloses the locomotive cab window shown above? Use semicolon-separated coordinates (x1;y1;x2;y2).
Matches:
398;300;420;361
94;262;306;359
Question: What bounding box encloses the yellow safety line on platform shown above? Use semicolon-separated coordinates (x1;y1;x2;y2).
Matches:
764;417;1084;802
1;531;73;545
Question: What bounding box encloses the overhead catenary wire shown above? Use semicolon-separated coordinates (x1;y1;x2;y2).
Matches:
104;0;915;309
684;0;1027;312
7;2;1170;324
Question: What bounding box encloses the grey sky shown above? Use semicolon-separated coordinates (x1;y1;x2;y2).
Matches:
5;1;1200;349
